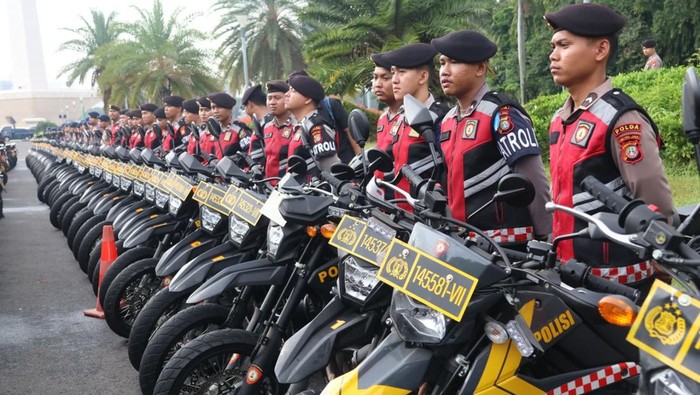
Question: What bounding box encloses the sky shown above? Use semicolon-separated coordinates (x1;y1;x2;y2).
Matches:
0;0;220;89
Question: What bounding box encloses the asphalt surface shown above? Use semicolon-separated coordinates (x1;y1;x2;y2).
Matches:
0;141;140;394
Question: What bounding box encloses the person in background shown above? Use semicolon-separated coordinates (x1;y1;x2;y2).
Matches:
642;39;663;71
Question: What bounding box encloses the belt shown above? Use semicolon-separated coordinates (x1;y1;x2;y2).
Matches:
590;260;655;284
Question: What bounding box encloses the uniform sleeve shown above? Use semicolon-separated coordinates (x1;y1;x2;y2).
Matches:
492;106;541;167
308;124;339;161
511;154;552;237
609;111;674;219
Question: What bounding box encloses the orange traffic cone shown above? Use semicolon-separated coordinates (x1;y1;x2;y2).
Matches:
84;224;118;319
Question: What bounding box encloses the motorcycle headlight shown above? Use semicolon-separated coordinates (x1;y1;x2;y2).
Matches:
89;166;95;175
390;291;446;344
78;164;85;173
168;194;183;216
229;214;251;246
155;189;169;209
200;205;222;232
145;184;156;202
267;223;284;258
104;172;113;183
112;175;121;188
649;369;695;395
95;168;103;178
133;181;145;197
343;256;380;302
121;177;132;191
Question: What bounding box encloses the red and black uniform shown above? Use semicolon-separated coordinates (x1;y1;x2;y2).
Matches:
385;95;448;211
549;81;668;284
109;123;119;146
258;117;293;184
143;127;161;149
247;114;272;167
129;126;145;148
213;121;253;160
186;124;203;155
376;110;401;152
440;86;543;244
287;110;339;176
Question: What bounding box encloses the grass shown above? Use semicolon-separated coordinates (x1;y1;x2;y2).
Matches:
668;172;700;207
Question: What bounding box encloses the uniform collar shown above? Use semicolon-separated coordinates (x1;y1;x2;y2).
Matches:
561;78;612;119
455;82;490;118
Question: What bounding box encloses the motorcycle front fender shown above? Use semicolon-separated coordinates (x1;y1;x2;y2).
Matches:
79;181;109;204
87;187;117;211
186;258;289;304
106;195;138;223
70;178;96;195
321;331;431;394
169;242;249;292
275;296;381;384
123;214;185;249
112;201;152;235
93;190;127;215
117;207;162;239
155;229;220;277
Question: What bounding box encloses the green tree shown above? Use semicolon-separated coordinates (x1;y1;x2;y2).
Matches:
57;10;124;112
95;0;220;106
300;0;492;96
212;0;306;91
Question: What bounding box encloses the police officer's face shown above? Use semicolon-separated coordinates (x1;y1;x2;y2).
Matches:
133;117;143;126
184;111;199;125
210;103;232;123
164;104;180;120
439;56;484;98
549;30;605;87
372;67;394;103
142;111;155;125
109;109;119;121
199;107;212;122
158;119;168;134
391;66;426;102
267;92;286;116
99;120;109;129
284;88;308;112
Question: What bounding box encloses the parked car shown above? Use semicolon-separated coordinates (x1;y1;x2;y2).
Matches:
1;125;35;140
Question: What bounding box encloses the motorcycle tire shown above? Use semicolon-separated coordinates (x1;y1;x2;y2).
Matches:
76;220;107;272
128;288;192;370
61;201;87;237
71;215;106;262
47;183;68;208
56;195;81;227
103;257;160;338
98;246;156;307
49;193;75;229
41;179;60;204
139;303;230;395
153;329;278;395
90;247;101;296
66;208;93;249
36;175;55;203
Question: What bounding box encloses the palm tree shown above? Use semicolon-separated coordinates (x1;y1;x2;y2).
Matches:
300;0;493;96
212;0;306;91
57;10;124;111
95;0;220;106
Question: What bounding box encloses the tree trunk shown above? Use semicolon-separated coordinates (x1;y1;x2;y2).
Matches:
102;85;113;113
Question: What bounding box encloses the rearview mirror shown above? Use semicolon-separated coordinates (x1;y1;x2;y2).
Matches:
287;155;307;175
207;117;222;138
366;148;394;173
682;67;700;144
153;123;161;136
494;174;535;207
403;94;434;130
348;109;370;148
330;163;356;181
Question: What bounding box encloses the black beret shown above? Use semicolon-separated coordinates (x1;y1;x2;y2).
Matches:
287;70;309;82
140;103;158;113
266;80;289;94
544;3;625;37
208;92;236;109
370;53;392;70
98;114;110;122
382;43;437;69
431;30;497;63
129;109;142;118
641;39;656;48
163;95;184;107
120;109;128;115
88;111;100;118
154;107;167;119
197;96;211;109
241;84;264;105
288;75;325;103
182;99;200;114
110;105;121;111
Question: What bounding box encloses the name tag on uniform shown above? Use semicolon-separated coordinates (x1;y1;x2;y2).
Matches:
224;131;232;141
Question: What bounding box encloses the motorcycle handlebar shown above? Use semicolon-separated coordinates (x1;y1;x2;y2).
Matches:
320;170;348;192
559;259;640;302
580;176;629;214
400;165;423;191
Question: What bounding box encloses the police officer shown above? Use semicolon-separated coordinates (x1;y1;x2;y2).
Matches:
545;3;674;285
197;96;217;157
182;99;202;155
285;75;341;173
163;95;186;149
432;30;551;244
241;84;270;166
371;52;401;152
98;114;111;145
259;80;294;183
129;109;146;148
642;39;663;71
140;103;161;149
154;107;171;152
87;111;99;129
381;43;449;209
108;105;121;145
208;92;253;159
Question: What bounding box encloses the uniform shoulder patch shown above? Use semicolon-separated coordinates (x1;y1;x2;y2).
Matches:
311;125;323;144
281;127;291;139
570;120;595;148
239;130;246;139
613;123;643;164
497;106;514;135
462;120;478;140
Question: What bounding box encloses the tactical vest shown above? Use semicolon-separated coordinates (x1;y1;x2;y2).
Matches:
214;121;252;159
440;92;534;244
549;89;660;284
287;113;337;177
261;120;292;183
144;128;160;149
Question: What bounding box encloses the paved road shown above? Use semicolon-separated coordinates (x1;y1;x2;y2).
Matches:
0;141;140;394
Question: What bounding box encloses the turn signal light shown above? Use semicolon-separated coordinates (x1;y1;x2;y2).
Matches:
321;223;337;239
306;226;318;237
598;295;637;326
161;276;173;288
